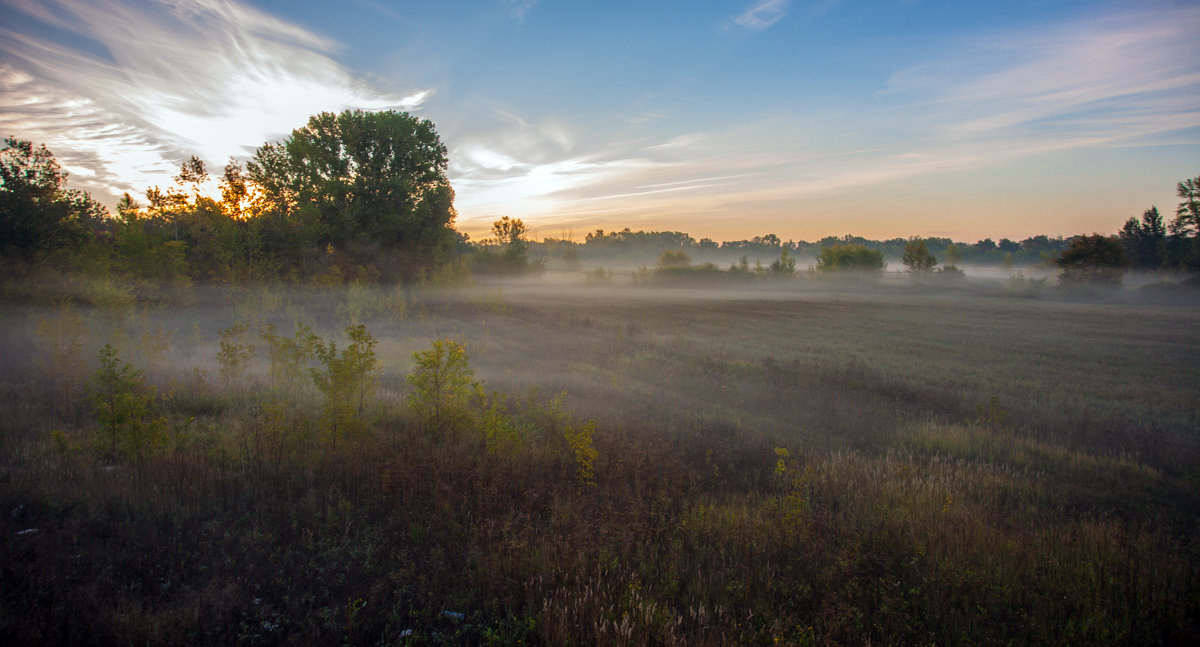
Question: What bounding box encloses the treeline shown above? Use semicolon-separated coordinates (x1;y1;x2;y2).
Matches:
1;111;465;284
542;229;1072;267
2;111;1198;284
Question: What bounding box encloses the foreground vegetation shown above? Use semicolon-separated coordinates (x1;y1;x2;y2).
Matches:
1;273;1197;645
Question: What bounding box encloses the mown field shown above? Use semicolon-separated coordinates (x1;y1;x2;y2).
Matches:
1;272;1197;645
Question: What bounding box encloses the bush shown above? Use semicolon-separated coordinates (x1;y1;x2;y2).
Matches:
87;345;166;461
815;243;885;272
406;339;481;436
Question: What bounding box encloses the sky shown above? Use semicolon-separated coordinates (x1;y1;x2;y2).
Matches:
1;0;1198;243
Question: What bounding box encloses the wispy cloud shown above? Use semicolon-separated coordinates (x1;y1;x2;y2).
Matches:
728;0;791;34
451;6;1199;238
0;0;430;204
503;0;538;21
883;7;1200;143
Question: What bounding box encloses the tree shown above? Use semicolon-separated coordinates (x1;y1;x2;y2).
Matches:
1;138;107;258
492;215;529;266
1164;175;1200;271
1176;175;1200;233
1056;234;1129;285
769;248;797;276
1118;207;1165;269
246;109;457;271
656;249;692;268
902;237;937;273
815;243;885;273
943;243;963;267
407;339;480;436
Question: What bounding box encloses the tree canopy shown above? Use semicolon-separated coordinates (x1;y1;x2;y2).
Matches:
1056;234;1128;285
247;109;457;266
0;138;106;259
815;243;885;273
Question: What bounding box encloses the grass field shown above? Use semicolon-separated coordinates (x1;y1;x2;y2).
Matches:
1;272;1197;645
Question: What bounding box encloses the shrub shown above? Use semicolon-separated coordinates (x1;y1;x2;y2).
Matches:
406;339;481;436
311;324;380;440
87;344;166;461
815;243;885;272
657;249;692;269
769;248;797;276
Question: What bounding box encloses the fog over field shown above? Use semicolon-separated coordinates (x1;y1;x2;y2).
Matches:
2;268;1198;643
2;1;1198;640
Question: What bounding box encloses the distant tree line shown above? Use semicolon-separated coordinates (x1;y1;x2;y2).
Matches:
531;228;1075;269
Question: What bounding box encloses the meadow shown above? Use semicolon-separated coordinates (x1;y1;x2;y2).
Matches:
1;270;1197;645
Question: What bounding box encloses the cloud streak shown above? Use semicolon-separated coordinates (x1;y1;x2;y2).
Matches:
728;0;791;33
0;0;430;204
451;5;1200;238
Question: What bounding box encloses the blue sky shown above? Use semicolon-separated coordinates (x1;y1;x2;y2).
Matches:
2;0;1197;242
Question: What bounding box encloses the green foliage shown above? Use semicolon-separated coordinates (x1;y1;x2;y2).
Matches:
247;109;457;273
33;302;89;405
656;249;692;268
772;446;808;529
1056;233;1129;285
260;322;321;398
562;419;599;487
1165;175;1200;270
583;266;612;284
493;215;530;266
902;237;937;273
815;243;886;272
1119;207;1166;269
338;280;407;324
769;248;797;275
217;322;256;390
406;339;481;435
0;138;106;259
87;344;166;461
975;396;1013;434
310;324;380;440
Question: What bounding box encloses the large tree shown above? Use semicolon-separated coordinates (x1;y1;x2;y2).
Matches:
0;138;107;259
246;110;457;266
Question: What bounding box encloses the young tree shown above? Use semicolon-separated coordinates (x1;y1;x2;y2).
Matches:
902;237;938;273
407;339;480;436
1056;234;1129;285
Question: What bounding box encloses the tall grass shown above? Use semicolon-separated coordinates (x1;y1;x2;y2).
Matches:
1;276;1196;644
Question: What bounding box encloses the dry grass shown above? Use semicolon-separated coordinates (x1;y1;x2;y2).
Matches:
1;275;1197;645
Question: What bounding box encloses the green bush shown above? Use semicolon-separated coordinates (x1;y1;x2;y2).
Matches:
406;338;481;436
87;344;166;461
815;243;885;272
